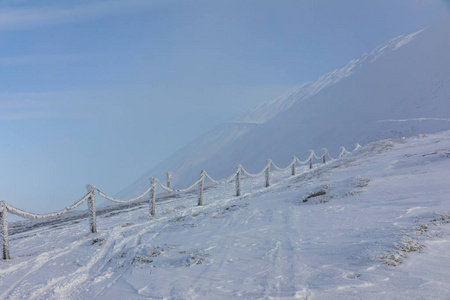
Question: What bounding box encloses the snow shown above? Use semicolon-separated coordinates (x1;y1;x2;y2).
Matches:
118;17;450;198
2;130;450;299
233;26;424;126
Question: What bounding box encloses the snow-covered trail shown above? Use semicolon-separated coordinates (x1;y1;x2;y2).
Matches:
2;131;450;299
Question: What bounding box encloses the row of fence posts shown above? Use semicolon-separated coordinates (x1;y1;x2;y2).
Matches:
148;149;328;218
2;148;335;260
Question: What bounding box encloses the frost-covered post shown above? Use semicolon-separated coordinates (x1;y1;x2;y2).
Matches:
291;156;296;176
1;202;10;260
86;184;97;234
235;165;242;197
309;151;314;169
265;160;271;187
150;177;157;217
339;146;346;158
198;170;205;206
322;148;327;164
166;172;173;189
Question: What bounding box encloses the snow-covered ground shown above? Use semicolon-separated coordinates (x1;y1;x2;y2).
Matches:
2;130;450;299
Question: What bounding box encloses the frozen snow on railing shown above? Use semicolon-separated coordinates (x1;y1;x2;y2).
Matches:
5;192;91;220
270;157;295;172
1;144;361;260
98;187;152;204
296;151;315;164
240;162;270;178
204;171;237;184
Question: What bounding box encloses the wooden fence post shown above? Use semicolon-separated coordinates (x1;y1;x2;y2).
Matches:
291;156;296;176
198;170;205;206
322;148;327;164
309;151;313;169
236;165;241;197
1;202;10;260
86;184;97;234
166;172;172;189
150;178;157;216
265;160;271;187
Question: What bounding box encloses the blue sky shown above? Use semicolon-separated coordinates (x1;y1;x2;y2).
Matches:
1;0;449;213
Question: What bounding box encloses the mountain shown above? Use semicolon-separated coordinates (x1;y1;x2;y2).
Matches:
118;17;450;198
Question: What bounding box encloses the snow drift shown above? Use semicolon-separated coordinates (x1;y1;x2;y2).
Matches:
118;17;450;198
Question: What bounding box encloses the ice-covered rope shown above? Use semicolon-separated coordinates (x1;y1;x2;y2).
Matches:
270;159;295;172
156;177;203;193
313;151;325;160
98;187;152;204
156;180;174;193
240;163;270;178
204;170;238;184
325;144;360;160
295;151;315;165
6;192;91;219
2;144;363;221
339;146;350;158
327;152;336;160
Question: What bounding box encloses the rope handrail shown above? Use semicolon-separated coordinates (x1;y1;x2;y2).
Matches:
339;146;350;157
270;158;295;172
98;187;152;204
2;144;360;219
240;162;270;178
327;152;336;160
313;152;324;160
204;170;238;184
325;144;360;160
155;176;203;193
156;180;174;193
1;142;362;260
5;192;91;220
295;151;315;164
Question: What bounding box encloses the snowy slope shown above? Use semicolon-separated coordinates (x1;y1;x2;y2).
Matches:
2;131;450;299
118;17;450;199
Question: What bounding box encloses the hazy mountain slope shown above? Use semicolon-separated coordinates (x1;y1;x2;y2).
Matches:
118;17;450;198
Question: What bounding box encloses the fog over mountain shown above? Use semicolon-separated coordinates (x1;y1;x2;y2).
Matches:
118;17;450;198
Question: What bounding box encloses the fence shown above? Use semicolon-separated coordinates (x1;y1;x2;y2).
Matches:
1;144;360;260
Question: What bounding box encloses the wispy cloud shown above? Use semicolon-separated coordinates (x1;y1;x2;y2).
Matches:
0;53;98;65
0;0;168;31
0;92;82;120
0;90;127;120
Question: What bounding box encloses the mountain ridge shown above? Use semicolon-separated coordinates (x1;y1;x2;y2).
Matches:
233;26;426;124
117;17;450;199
